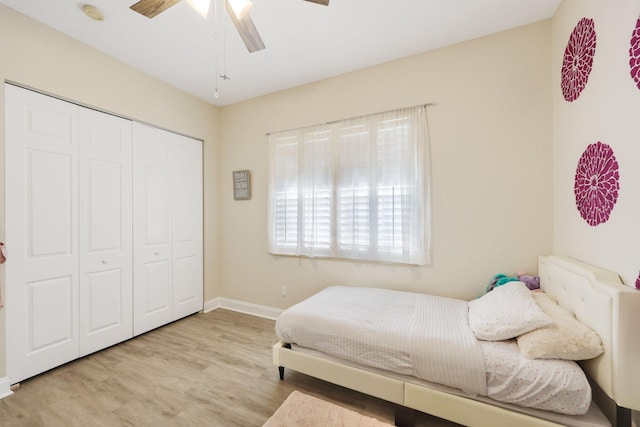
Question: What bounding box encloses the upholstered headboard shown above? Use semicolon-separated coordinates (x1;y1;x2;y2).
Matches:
538;255;640;412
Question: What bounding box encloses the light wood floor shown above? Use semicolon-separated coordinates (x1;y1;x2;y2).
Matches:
0;309;461;426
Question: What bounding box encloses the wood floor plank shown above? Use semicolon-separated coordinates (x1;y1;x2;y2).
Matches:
0;309;459;426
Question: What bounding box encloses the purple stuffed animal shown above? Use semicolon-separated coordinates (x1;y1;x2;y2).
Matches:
518;274;540;290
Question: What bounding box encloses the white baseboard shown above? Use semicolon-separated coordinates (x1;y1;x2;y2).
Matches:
0;377;14;400
204;297;283;320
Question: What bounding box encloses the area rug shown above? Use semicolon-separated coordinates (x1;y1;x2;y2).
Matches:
263;390;393;427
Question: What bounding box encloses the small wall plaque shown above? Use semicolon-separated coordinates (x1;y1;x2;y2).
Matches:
233;170;251;200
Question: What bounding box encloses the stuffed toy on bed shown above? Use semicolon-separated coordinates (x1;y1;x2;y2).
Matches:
485;272;540;293
518;273;540;290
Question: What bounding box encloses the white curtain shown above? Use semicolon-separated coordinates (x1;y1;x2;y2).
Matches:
268;105;431;265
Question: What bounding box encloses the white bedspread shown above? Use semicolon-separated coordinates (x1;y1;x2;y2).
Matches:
276;286;487;396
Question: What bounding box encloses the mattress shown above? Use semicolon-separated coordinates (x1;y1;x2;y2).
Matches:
275;285;592;415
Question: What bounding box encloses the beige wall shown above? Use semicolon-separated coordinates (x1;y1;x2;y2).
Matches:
552;1;640;425
0;4;221;377
218;21;554;308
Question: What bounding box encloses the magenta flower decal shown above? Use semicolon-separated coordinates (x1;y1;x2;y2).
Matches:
630;16;640;90
561;18;596;102
574;142;619;226
636;272;640;290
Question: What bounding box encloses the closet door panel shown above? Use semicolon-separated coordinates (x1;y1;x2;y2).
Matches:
85;269;124;333
173;256;198;312
88;160;122;248
144;260;171;311
172;134;203;319
79;108;133;356
6;85;80;383
145;167;172;245
28;150;74;256
27;276;74;352
133;123;173;335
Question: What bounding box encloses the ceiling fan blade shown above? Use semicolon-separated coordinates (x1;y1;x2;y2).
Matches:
130;0;181;18
225;1;265;53
304;0;329;5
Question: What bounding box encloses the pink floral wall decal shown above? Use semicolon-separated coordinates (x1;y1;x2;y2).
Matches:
574;141;619;226
636;272;640;290
630;16;640;90
561;18;596;102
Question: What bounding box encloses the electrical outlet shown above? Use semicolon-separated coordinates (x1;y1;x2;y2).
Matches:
281;286;287;297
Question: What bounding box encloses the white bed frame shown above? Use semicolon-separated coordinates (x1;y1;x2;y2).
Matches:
273;255;640;427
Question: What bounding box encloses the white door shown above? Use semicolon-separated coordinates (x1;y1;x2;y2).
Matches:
78;108;133;356
5;85;80;383
133;123;173;335
172;133;203;320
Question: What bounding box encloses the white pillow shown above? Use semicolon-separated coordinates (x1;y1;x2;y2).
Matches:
468;281;551;341
517;292;604;360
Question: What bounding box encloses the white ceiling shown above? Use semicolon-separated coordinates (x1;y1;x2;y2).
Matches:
0;0;561;106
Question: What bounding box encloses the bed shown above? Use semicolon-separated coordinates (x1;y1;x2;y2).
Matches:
272;255;640;427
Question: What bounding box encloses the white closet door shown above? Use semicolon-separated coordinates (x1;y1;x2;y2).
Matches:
78;108;133;356
5;85;80;383
133;123;173;335
172;133;203;320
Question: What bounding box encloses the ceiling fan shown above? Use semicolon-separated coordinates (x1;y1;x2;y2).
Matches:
129;0;330;53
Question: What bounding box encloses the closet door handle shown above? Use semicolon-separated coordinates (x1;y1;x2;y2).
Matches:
101;259;108;264
154;251;160;255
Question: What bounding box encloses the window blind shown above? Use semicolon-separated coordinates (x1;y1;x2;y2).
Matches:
267;105;430;265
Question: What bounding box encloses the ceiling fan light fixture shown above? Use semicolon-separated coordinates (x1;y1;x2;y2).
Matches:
186;0;211;18
227;0;253;20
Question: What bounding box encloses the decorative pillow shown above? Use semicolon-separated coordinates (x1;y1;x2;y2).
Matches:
468;281;551;341
517;292;604;360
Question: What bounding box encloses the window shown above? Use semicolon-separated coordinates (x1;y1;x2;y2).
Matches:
268;105;430;265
